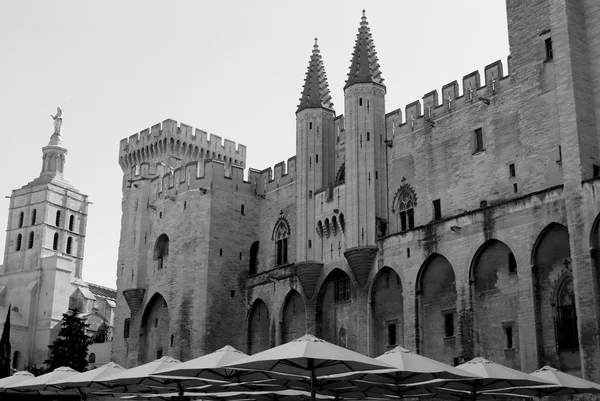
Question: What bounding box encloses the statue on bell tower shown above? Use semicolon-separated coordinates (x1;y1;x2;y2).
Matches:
51;107;63;135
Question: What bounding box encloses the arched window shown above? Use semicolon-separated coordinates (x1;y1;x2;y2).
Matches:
16;234;22;251
31;209;37;225
69;215;75;231
88;353;96;364
28;232;34;249
393;182;417;231
249;241;259;275
12;351;20;370
339;214;345;233
18;212;24;228
154;234;169;269
555;274;579;351
55;210;61;227
53;233;59;250
66;236;73;254
274;221;289;266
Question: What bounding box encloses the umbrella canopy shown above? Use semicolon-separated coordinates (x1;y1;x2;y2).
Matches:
224;334;394;401
435;357;556;399
226;334;393;377
0;370;34;390
154;345;273;383
342;346;480;385
46;361;126;392
486;365;600;396
97;356;209;394
4;366;79;393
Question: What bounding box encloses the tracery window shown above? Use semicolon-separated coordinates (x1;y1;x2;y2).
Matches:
393;183;417;232
555;275;579;352
274;221;289;266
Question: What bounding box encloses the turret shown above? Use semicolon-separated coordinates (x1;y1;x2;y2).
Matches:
343;11;388;287
295;38;336;267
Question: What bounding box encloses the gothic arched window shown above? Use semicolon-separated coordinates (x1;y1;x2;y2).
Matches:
31;209;37;225
53;233;59;251
555;274;579;351
273;220;289;266
154;234;169;269
55;210;61;227
392;181;417;232
66;236;73;254
16;234;22;251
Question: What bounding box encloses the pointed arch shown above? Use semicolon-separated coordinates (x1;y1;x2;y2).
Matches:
470;239;519;364
415;253;456;364
248;299;270;354
316;269;354;346
139;292;170;363
531;223;577;370
272;216;291;266
370;266;403;355
335;163;345;185
281;290;306;343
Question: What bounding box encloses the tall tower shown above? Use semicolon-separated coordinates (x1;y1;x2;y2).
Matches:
0;110;90;365
343;11;388;285
295;38;336;264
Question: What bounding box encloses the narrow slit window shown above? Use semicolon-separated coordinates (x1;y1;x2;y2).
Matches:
359;98;363;106
18;212;24;228
31;209;37;225
53;233;59;251
473;128;484;153
387;323;397;346
16;234;22;251
509;163;516;178
513;183;518;193
309;122;313;130
433;199;441;220
367;132;370;141
505;326;513;348
69;215;75;231
444;313;454;337
545;37;553;61
28;232;34;249
55;210;61;227
241;204;245;215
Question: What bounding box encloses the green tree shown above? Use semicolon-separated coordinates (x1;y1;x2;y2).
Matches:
45;309;93;372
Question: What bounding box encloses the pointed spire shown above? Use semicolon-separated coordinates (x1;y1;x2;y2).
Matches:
296;37;334;114
344;10;384;89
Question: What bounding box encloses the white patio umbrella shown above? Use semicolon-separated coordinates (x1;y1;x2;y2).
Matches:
223;334;394;401
45;361;126;395
486;365;600;396
0;370;34;390
442;357;556;399
153;345;274;383
96;356;210;395
4;366;79;394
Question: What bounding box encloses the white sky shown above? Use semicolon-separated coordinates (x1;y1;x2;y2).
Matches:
0;1;509;289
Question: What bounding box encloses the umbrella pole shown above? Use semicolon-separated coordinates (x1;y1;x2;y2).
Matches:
309;359;316;401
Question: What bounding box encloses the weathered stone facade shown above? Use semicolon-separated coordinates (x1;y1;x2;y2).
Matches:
113;0;600;381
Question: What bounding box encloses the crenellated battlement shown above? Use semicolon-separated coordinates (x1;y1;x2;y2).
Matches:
118;119;246;172
385;57;511;135
248;157;297;195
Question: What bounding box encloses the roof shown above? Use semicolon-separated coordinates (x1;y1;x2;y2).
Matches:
86;282;117;300
296;38;334;113
344;10;385;89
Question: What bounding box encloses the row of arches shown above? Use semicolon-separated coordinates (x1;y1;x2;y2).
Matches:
316;214;345;238
248;223;578;372
121;137;243;170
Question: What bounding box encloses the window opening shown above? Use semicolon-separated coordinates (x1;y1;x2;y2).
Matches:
513;183;518;193
53;233;59;251
69;215;75;231
308;190;313;199
387;322;397;346
508;252;517;273
249;241;259;275
16;234;22;251
275;221;289;266
334;275;351;303
359;98;363;106
509;163;516;178
444;313;454;337
555;276;579;351
308;240;312;249
55;210;61;227
154;234;169;269
407;248;410;258
316;154;318;163
309;122;312;130
473;128;484;153
66;236;73;254
241;204;245;215
184;201;187;210
28;232;34;249
433;199;441;220
594;165;600;178
505;326;513;348
220;248;223;256
31;209;37;225
156;348;163;359
18;212;24;228
545;37;553;61
367;132;370;141
396;188;416;231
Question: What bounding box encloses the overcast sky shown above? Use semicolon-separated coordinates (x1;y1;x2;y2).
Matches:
0;1;509;289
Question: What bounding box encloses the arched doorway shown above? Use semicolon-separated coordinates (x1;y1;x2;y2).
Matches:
316;269;355;349
281;290;306;343
471;240;519;367
416;254;457;365
248;299;270;354
532;223;579;374
371;267;403;356
139;293;170;363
